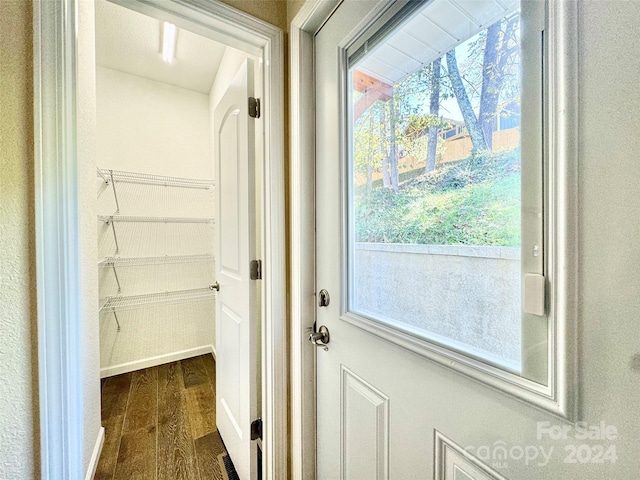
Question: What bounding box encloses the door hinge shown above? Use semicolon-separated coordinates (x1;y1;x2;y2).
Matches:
251;418;262;440
250;260;262;280
249;97;260;118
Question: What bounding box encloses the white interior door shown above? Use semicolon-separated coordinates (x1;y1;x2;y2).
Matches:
214;59;257;480
314;1;623;479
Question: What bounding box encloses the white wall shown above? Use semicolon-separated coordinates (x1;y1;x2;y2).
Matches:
578;0;640;458
0;3;38;478
96;67;215;375
0;3;102;478
96;66;213;178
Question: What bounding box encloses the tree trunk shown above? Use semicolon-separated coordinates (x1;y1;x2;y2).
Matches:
381;154;390;187
426;57;441;173
479;22;503;150
366;111;374;195
380;106;391;187
479;16;519;150
388;95;400;192
446;49;488;152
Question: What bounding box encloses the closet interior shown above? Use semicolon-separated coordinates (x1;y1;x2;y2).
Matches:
95;0;249;378
93;1;259;476
97;169;216;374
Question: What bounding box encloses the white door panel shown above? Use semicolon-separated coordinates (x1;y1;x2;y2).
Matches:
215;59;257;480
219;110;242;276
436;432;501;480
341;365;389;480
314;1;629;479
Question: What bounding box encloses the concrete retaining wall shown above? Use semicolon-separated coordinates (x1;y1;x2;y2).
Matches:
353;243;521;367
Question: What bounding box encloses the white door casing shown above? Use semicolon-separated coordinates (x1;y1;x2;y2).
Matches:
34;0;287;478
311;1;625;479
289;3;343;478
215;59;258;480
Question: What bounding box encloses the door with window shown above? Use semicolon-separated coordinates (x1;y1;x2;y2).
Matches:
314;1;614;478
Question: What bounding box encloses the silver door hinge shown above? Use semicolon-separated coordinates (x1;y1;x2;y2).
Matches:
251;418;262;440
250;260;262;280
249;97;260;118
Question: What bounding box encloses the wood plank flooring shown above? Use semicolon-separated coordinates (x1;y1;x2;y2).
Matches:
95;354;233;480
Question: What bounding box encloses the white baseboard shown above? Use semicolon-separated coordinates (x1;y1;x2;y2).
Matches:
100;344;215;378
85;426;105;480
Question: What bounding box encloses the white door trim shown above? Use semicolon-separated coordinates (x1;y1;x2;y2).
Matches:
289;2;341;478
33;2;84;476
33;0;286;478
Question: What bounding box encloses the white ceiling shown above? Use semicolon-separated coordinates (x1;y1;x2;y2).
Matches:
95;0;227;93
357;0;519;85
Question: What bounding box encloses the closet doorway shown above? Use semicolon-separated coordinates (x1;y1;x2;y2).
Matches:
32;0;285;478
95;1;261;478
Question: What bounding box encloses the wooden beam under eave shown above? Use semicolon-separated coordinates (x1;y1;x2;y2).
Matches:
353;90;387;121
352;70;394;121
353;70;393;100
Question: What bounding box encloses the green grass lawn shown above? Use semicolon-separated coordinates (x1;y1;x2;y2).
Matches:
355;149;521;246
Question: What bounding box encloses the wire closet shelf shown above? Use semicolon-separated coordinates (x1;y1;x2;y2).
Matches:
98;215;214;224
99;254;215;268
97;166;217;333
100;287;216;314
97;168;214;189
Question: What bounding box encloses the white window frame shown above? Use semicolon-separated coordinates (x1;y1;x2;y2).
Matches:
291;0;577;476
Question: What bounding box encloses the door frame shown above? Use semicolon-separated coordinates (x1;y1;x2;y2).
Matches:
33;0;286;478
289;1;341;478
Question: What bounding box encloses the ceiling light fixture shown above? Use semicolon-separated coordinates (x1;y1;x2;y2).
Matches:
162;21;177;63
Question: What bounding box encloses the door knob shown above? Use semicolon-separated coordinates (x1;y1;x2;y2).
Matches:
308;325;330;351
210;282;220;291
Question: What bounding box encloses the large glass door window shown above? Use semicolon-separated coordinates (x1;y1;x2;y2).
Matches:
346;0;547;385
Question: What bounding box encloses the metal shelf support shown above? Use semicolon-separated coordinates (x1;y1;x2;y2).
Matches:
109;169;120;214
112;310;121;332
103;216;120;254
108;261;122;293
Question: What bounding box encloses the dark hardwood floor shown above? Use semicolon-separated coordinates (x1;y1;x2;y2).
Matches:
95;354;233;480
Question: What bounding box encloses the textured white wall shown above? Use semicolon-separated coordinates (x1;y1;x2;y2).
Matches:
78;0;103;473
577;0;640;466
96;66;215;374
0;2;38;478
96;66;213;178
